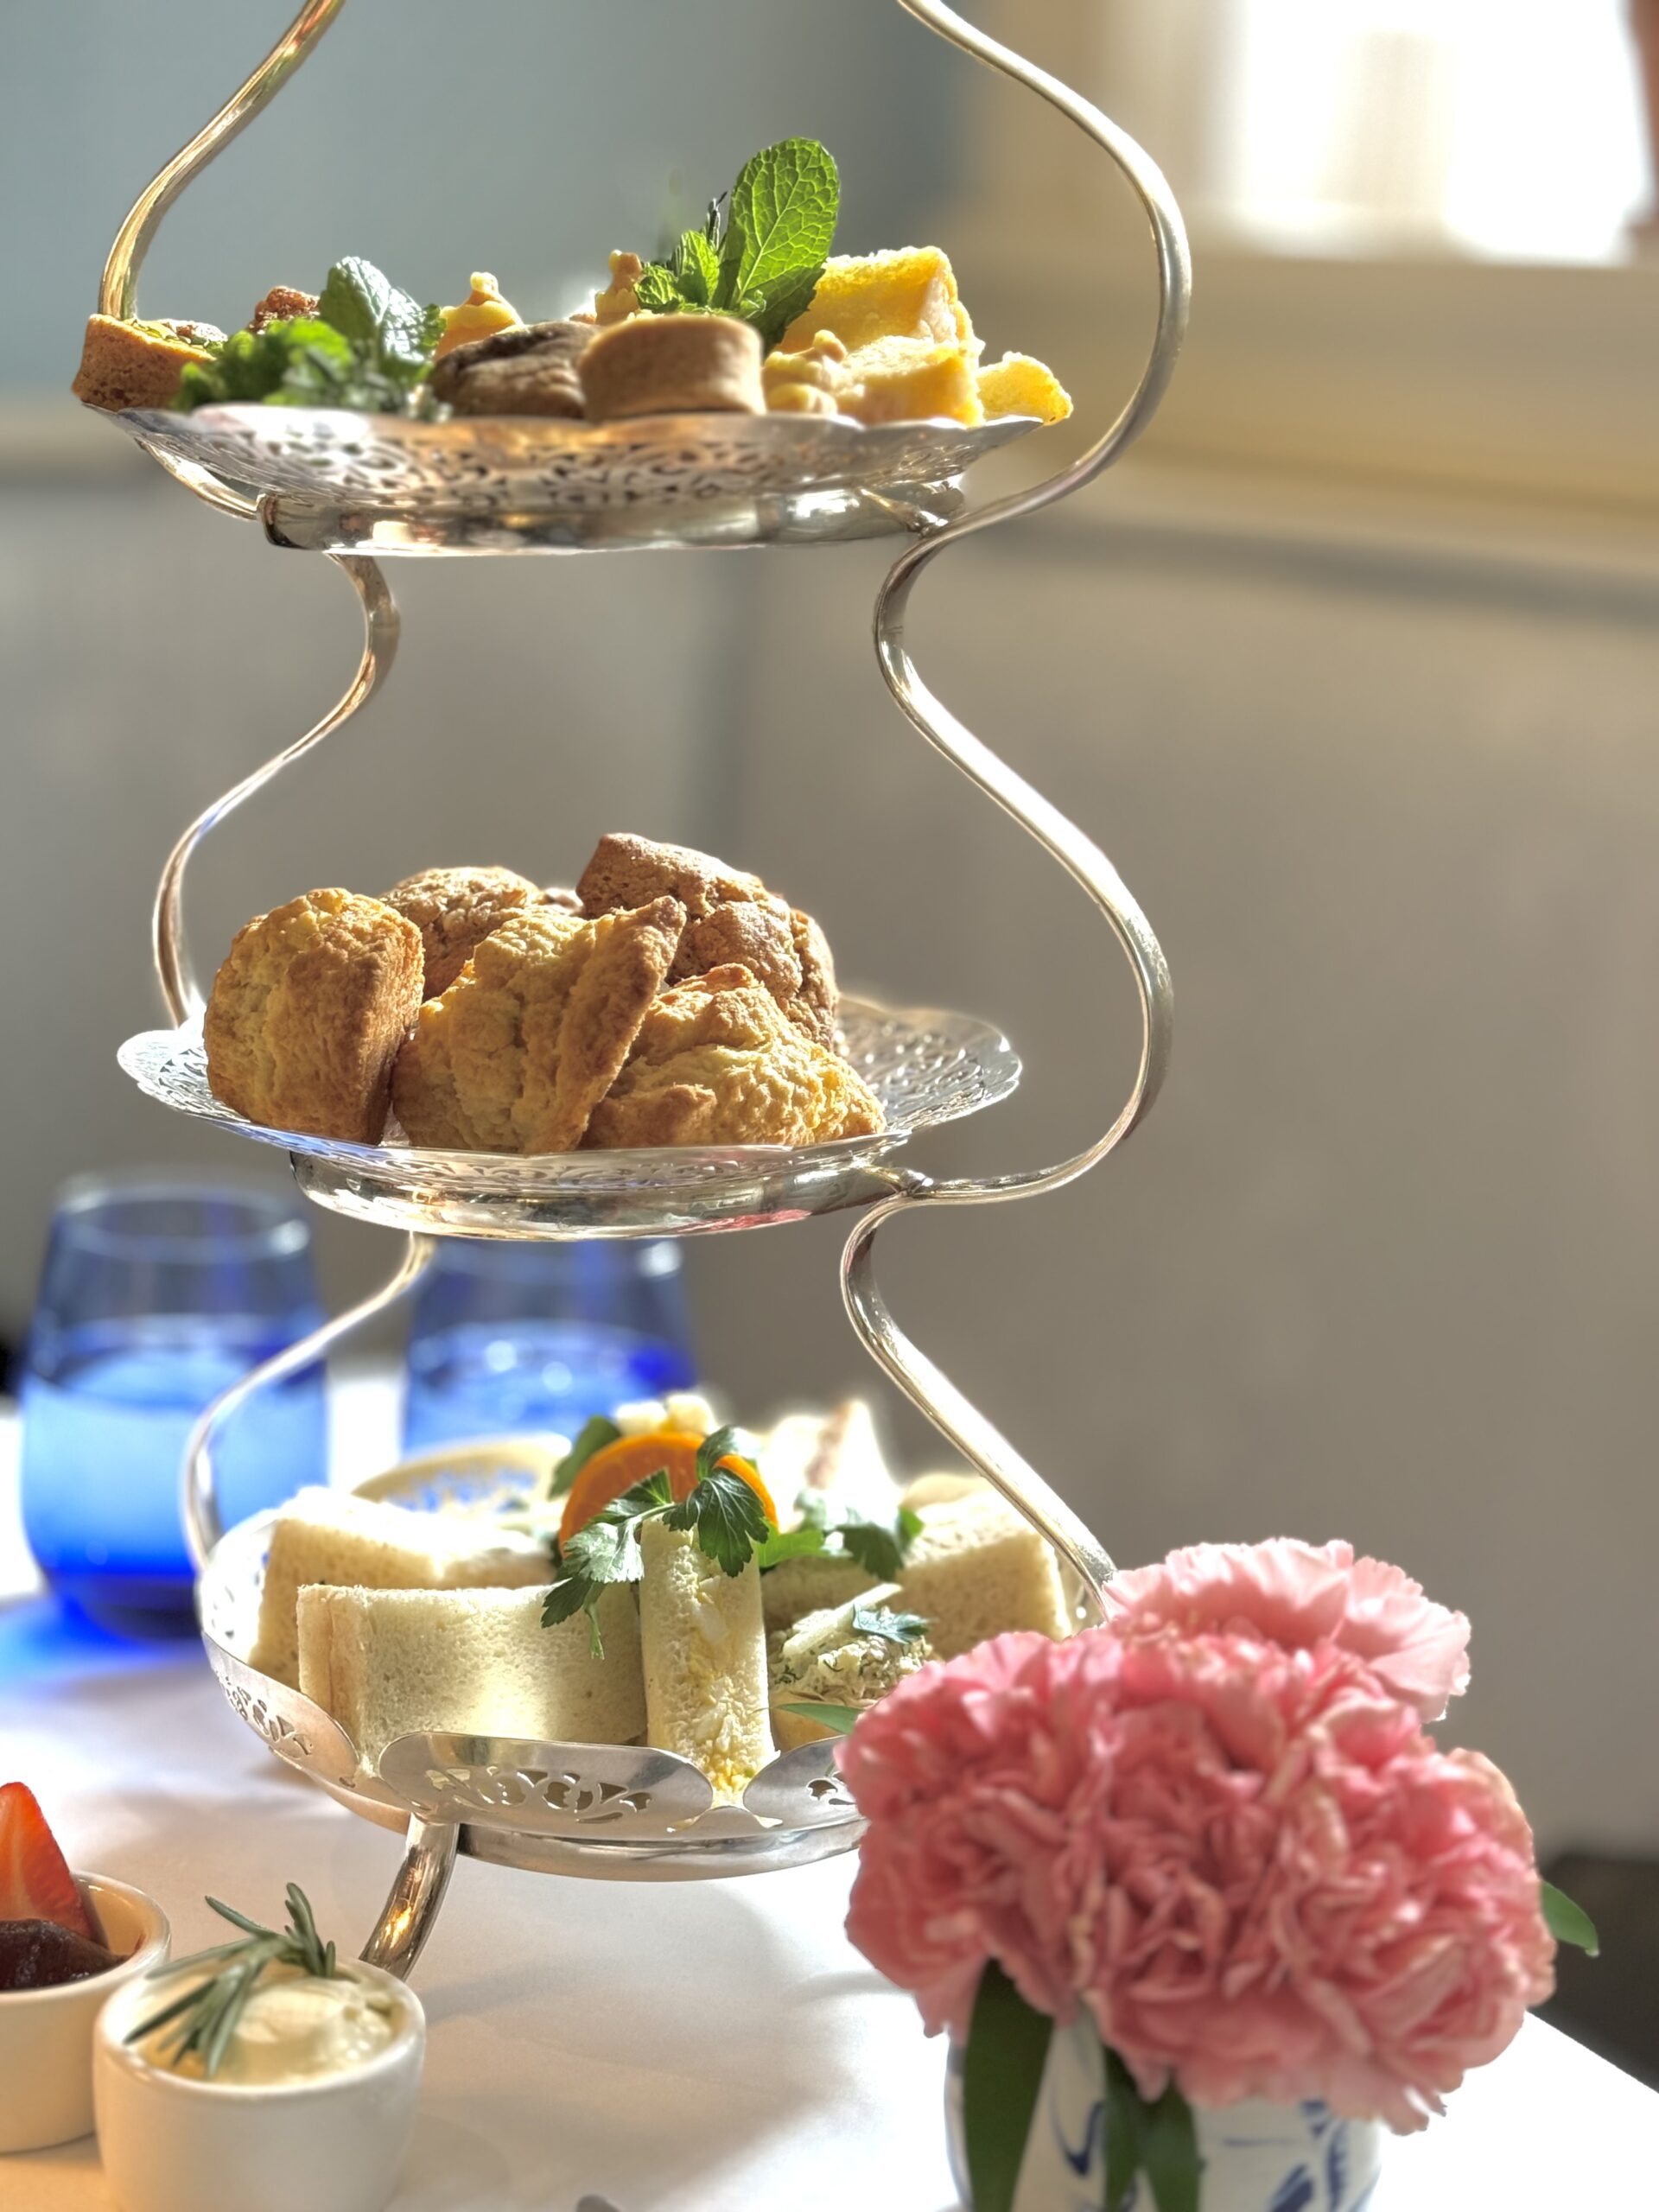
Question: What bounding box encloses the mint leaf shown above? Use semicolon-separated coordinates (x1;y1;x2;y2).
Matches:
176;321;353;408
633;264;682;315
1541;1880;1600;1955
775;1701;862;1737
317;257;435;378
744;258;828;353
719;138;839;315
836;1505;921;1582
664;1462;771;1577
671;228;721;308
549;1415;623;1499
755;1524;829;1571
850;1605;928;1646
963;1962;1052;2212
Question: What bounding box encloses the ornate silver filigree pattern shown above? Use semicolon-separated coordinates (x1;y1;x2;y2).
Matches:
118;999;1019;1238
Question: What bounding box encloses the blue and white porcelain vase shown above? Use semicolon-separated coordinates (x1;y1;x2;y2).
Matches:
946;2016;1385;2212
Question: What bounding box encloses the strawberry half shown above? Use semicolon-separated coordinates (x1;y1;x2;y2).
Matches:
0;1783;97;1942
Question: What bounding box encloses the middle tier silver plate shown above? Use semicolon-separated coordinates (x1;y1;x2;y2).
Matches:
118;997;1019;1237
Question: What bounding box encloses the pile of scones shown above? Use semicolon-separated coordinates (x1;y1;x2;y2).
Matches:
203;833;884;1154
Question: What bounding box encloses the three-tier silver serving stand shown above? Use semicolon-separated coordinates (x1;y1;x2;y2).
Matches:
97;0;1190;1976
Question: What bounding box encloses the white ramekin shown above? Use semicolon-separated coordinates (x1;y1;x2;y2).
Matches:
0;1872;172;2153
93;1955;425;2212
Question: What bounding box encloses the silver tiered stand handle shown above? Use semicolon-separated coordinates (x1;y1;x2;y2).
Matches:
843;0;1188;1615
103;0;1188;1970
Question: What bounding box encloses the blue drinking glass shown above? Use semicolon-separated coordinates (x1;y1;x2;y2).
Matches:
19;1175;328;1624
401;1240;696;1453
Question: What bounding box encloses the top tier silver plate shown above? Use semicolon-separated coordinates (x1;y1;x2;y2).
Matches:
115;404;1045;554
118;996;1019;1238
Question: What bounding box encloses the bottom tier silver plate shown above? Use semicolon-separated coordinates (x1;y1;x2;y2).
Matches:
120;997;1019;1237
198;1452;865;1880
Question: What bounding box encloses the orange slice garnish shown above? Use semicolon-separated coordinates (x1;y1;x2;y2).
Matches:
557;1430;778;1545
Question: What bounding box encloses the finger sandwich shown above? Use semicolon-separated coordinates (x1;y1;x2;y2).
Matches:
250;1486;551;1688
296;1583;645;1771
639;1521;774;1802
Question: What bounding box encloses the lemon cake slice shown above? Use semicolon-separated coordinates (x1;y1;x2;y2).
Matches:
296;1582;644;1771
250;1487;550;1688
639;1521;774;1802
779;248;972;353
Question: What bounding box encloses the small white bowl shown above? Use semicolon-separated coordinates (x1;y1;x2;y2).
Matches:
93;1957;425;2212
0;1872;171;2153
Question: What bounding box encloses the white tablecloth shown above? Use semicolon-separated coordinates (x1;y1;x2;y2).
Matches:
1;1399;1654;2210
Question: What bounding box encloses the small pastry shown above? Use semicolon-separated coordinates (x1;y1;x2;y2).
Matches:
592;251;647;325
977;352;1073;426
582;963;883;1150
836;334;984;428
577;314;765;423
248;285;319;332
70;315;222;412
203;888;423;1144
427;320;593;419
434;271;520;360
382;864;543;999
577;831;838;1047
778;246;975;353
391;898;685;1153
762;330;849;416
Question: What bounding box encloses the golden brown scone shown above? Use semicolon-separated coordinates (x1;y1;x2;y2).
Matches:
577;833;838;1049
383;865;543;1000
577;314;764;422
71;315;221;412
249;286;320;332
204;889;423;1144
392;899;685;1154
584;964;883;1150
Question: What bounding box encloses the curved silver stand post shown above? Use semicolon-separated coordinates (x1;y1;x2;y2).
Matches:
841;1;1192;1617
181;1234;435;1569
155;553;399;1023
359;1817;460;1981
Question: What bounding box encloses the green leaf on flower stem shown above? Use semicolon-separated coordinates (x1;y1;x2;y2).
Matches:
963;1961;1052;2212
1103;2045;1145;2212
775;1701;863;1736
1138;2080;1201;2212
1541;1880;1600;1956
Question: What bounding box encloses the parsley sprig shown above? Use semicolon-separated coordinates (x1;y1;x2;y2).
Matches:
125;1885;343;2080
755;1494;922;1580
634;138;839;350
541;1427;772;1655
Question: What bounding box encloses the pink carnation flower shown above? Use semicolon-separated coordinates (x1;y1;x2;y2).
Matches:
842;1553;1550;2131
1104;1537;1471;1719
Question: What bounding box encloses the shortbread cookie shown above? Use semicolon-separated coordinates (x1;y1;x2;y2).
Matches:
429;319;593;418
71;315;222;412
392;898;684;1153
578;833;838;1048
583;963;882;1150
577;314;764;423
383;864;543;999
204;889;423;1143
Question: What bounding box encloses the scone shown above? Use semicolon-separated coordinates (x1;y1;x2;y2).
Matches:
204;888;423;1143
383;864;544;999
392;898;684;1153
578;832;838;1049
583;963;883;1150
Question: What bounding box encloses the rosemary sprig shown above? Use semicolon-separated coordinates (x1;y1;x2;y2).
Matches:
125;1884;343;2078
